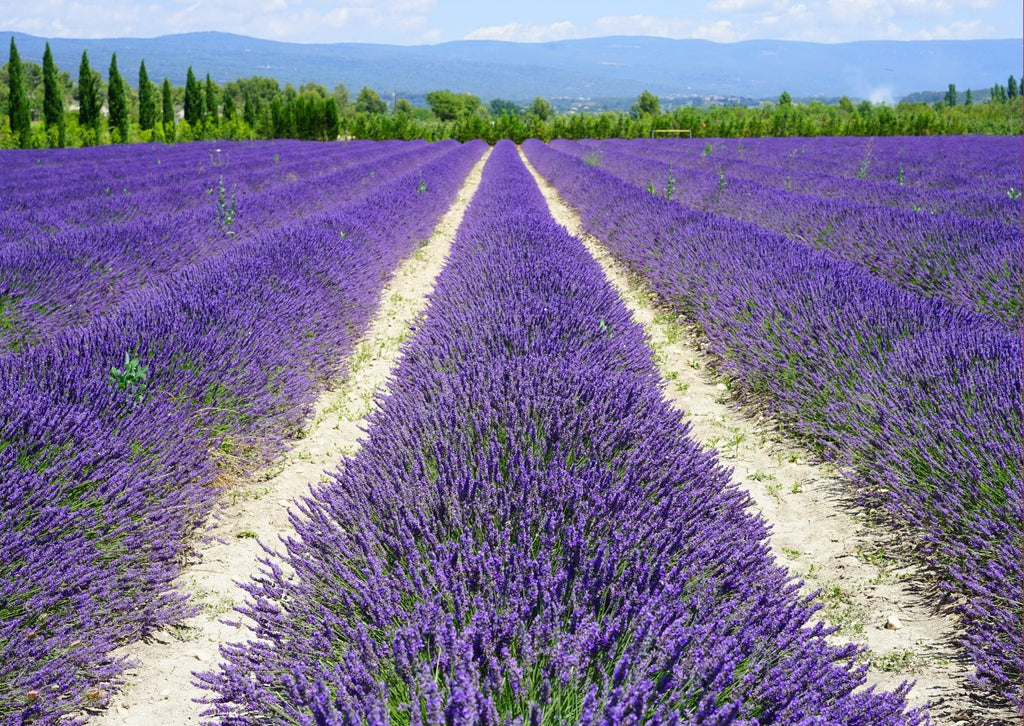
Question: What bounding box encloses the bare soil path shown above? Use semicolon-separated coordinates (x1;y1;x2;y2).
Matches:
520;148;1015;726
91;149;490;726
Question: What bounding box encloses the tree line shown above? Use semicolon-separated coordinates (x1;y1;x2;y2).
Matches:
2;36;1021;148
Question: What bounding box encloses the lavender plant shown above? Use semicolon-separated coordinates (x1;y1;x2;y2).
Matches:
549;138;1022;328
0;139;486;724
523;138;1022;709
0;140;460;352
198;141;924;725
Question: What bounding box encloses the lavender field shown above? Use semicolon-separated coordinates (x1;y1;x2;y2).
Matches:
0;135;1020;724
524;135;1023;713
0;138;487;723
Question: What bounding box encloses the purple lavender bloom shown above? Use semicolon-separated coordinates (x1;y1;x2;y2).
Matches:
0;139;485;724
0;139;458;351
523;137;1022;710
198;141;924;725
551;137;1022;328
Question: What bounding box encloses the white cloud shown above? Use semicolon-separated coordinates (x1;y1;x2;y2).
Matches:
704;0;780;13
591;14;697;37
461;2;1015;45
826;0;894;25
1;0;441;43
1;0;1017;44
418;27;442;43
464;21;578;42
694;19;740;41
911;18;994;38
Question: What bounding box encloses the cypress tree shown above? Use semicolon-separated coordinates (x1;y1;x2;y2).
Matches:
184;67;203;126
138;60;156;130
324;96;339;140
107;53;129;142
161;77;174;130
243;90;257;127
8;38;32;148
222;88;235;121
1008;75;1019;100
204;73;218;124
78;50;99;131
42;42;66;147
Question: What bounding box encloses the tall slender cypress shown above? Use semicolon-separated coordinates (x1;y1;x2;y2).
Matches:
161;78;174;131
183;67;202;126
42;42;66;147
138;60;156;130
222;87;235;121
204;73;218;124
8;38;31;148
78;50;99;131
243;91;257;127
324;96;339;140
107;53;129;142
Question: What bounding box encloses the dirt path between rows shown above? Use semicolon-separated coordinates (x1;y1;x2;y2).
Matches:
92;149;490;726
520;149;1014;726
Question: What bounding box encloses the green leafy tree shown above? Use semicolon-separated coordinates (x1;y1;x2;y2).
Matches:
631;89;660;118
778;91;793;107
205;73;218;123
332;82;350;112
299;82;328;98
1008;75;1019;100
490;98;520;116
425;89;482;121
393;97;413;118
425;89;459;120
184;66;203;125
107;53;129;142
528;96;553;120
354;86;387;114
42;42;65;146
964;88;973;106
226;76;279;107
944;83;957;107
137;60;156;130
77;50;100;131
161;77;174;132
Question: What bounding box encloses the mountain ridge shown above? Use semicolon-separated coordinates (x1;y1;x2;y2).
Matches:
3;30;1020;105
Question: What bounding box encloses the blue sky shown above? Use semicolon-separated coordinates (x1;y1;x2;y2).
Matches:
2;0;1021;44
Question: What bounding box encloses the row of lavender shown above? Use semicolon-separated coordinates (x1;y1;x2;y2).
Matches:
0;141;388;241
0;140;427;233
612;137;1022;228
0;140;486;725
552;138;1022;328
642;135;1022;196
523;139;1023;709
0;140;457;351
198;141;924;724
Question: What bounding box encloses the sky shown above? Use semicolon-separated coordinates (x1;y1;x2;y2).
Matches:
1;0;1021;45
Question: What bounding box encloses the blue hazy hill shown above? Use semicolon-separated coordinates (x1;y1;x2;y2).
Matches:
5;30;1019;104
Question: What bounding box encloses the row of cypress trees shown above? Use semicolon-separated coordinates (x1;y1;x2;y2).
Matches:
6;37;181;148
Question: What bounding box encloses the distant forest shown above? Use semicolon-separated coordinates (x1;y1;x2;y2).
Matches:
3;38;1021;149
